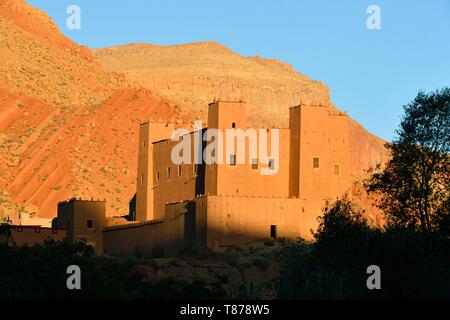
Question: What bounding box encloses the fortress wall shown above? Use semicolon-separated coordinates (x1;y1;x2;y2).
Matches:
202;195;326;247
102;194;329;257
136;122;175;222
290;105;351;200
139;101;294;223
212;128;291;197
151;133;202;220
129;102;360;255
103;201;195;257
289;107;301;197
205;101;247;197
3;226;66;246
53;199;106;254
207;101;291;198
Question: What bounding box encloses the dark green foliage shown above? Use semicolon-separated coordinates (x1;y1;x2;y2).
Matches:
313;196;382;272
0;239;226;300
147;278;227;300
228;283;263;300
276;197;450;299
0;224;12;245
366;88;450;233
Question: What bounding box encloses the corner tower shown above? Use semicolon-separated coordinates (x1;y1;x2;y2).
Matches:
289;105;351;200
135;122;175;222
205;101;247;196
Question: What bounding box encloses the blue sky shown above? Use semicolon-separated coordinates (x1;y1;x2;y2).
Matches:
28;0;450;141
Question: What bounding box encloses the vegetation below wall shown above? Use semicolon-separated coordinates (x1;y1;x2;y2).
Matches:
276;197;450;299
0;236;229;300
0;218;449;300
276;88;450;299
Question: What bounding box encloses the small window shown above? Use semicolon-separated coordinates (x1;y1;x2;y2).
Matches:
178;165;182;176
232;122;236;128
167;167;171;179
230;154;236;166
313;157;320;168
268;159;275;170
156;172;160;180
86;219;93;229
251;158;258;170
270;225;277;239
334;165;340;175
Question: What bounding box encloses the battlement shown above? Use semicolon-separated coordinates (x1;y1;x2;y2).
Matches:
57;197;106;206
103;218;164;232
208;100;247;106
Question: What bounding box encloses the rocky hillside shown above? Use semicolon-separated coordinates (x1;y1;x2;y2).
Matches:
0;1;189;219
95;42;388;175
0;0;387;221
0;0;125;108
0;88;190;219
95;42;332;127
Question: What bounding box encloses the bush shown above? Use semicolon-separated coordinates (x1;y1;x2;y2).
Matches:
0;239;227;299
276;197;450;299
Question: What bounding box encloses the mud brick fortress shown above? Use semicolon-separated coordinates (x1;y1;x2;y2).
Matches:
48;101;359;256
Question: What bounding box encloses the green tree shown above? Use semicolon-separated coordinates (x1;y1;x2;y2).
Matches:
366;88;450;233
276;196;450;299
277;196;381;299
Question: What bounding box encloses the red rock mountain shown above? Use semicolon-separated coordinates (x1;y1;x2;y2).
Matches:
1;0;387;222
0;1;189;219
0;0;91;57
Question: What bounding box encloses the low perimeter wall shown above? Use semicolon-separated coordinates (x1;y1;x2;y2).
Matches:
0;226;67;246
102;195;327;257
197;195;325;248
103;201;196;257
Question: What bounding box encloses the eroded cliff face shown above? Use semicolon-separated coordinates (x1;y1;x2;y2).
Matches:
0;1;190;219
0;0;125;109
0;0;87;55
0;1;388;222
0;88;190;219
94;42;333;127
95;43;388;171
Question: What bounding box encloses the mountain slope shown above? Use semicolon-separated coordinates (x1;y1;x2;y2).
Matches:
1;1;387;222
0;0;89;56
95;42;388;173
95;42;332;126
0;1;188;219
0;0;126;109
